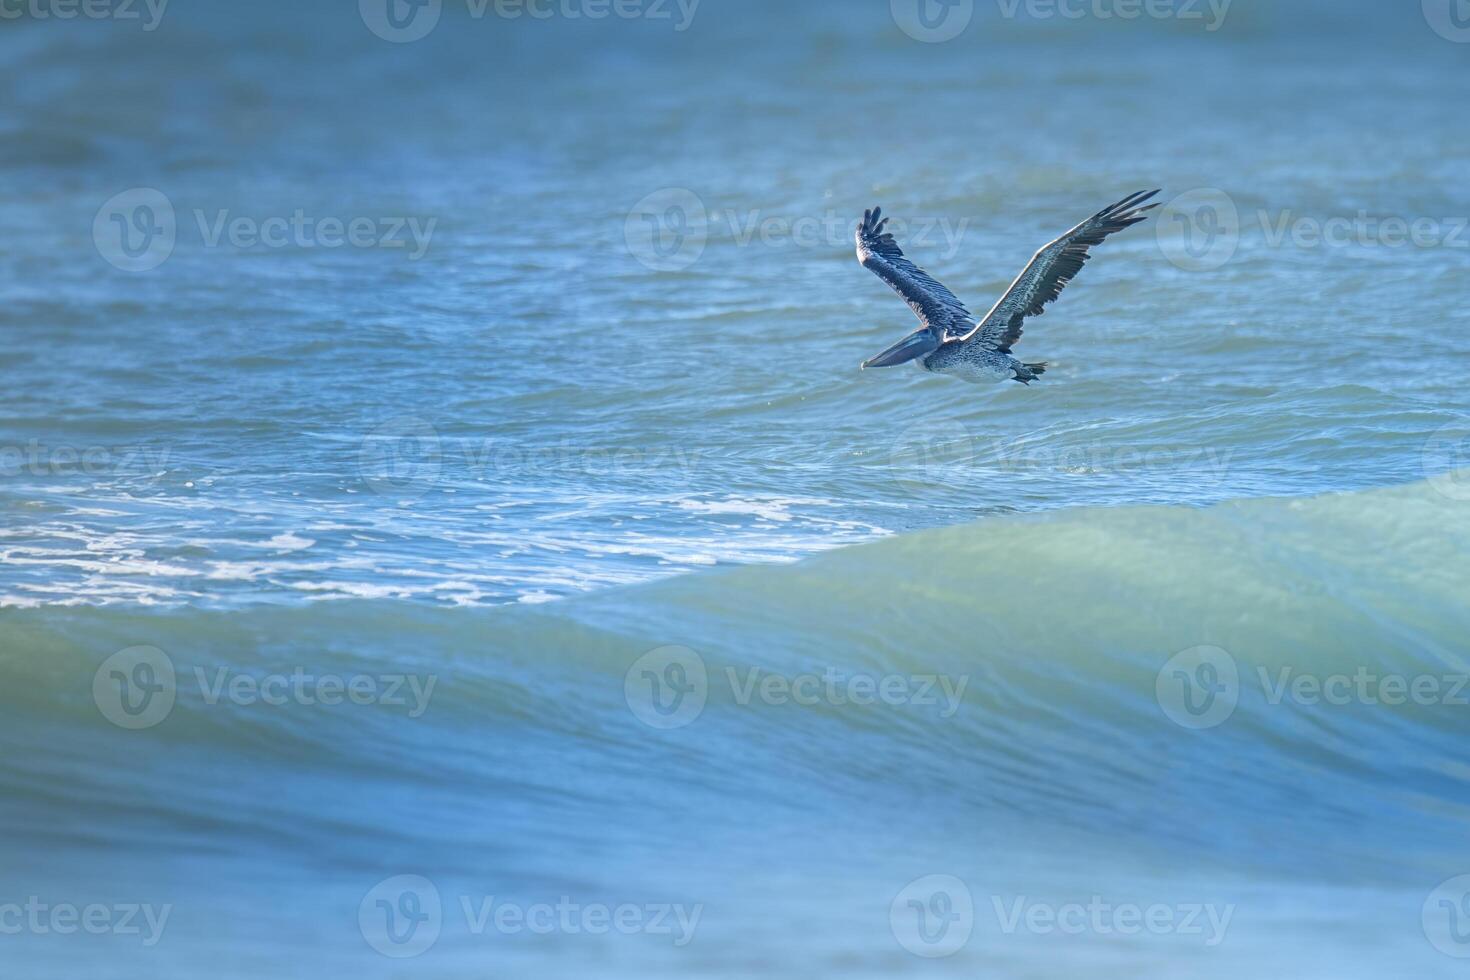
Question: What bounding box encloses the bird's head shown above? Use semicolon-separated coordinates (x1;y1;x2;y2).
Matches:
860;329;939;370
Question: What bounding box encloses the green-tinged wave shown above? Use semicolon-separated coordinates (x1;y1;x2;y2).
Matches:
3;477;1469;978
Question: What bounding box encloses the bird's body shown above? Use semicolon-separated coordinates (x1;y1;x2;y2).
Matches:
855;190;1160;384
922;343;1033;384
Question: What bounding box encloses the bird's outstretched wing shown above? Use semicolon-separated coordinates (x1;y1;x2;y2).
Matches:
856;207;973;340
966;190;1160;352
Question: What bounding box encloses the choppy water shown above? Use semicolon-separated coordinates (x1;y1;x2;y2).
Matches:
4;0;1470;976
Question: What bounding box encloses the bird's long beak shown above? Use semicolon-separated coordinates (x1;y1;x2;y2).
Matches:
861;329;939;370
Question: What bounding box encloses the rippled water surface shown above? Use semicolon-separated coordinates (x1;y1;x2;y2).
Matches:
4;0;1469;606
4;1;1470;977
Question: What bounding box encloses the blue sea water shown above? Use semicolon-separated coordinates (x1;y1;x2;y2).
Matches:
3;0;1470;976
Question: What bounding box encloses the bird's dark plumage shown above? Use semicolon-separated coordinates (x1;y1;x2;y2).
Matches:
855;206;974;341
855;190;1160;384
967;189;1160;352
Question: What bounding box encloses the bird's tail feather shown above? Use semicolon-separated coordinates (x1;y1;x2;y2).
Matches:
1012;362;1048;385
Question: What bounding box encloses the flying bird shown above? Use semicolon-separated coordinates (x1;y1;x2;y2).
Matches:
856;190;1160;384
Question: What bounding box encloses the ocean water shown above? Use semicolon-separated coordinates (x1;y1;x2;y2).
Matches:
3;0;1470;976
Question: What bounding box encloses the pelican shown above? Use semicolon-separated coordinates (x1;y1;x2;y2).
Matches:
856;190;1160;384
